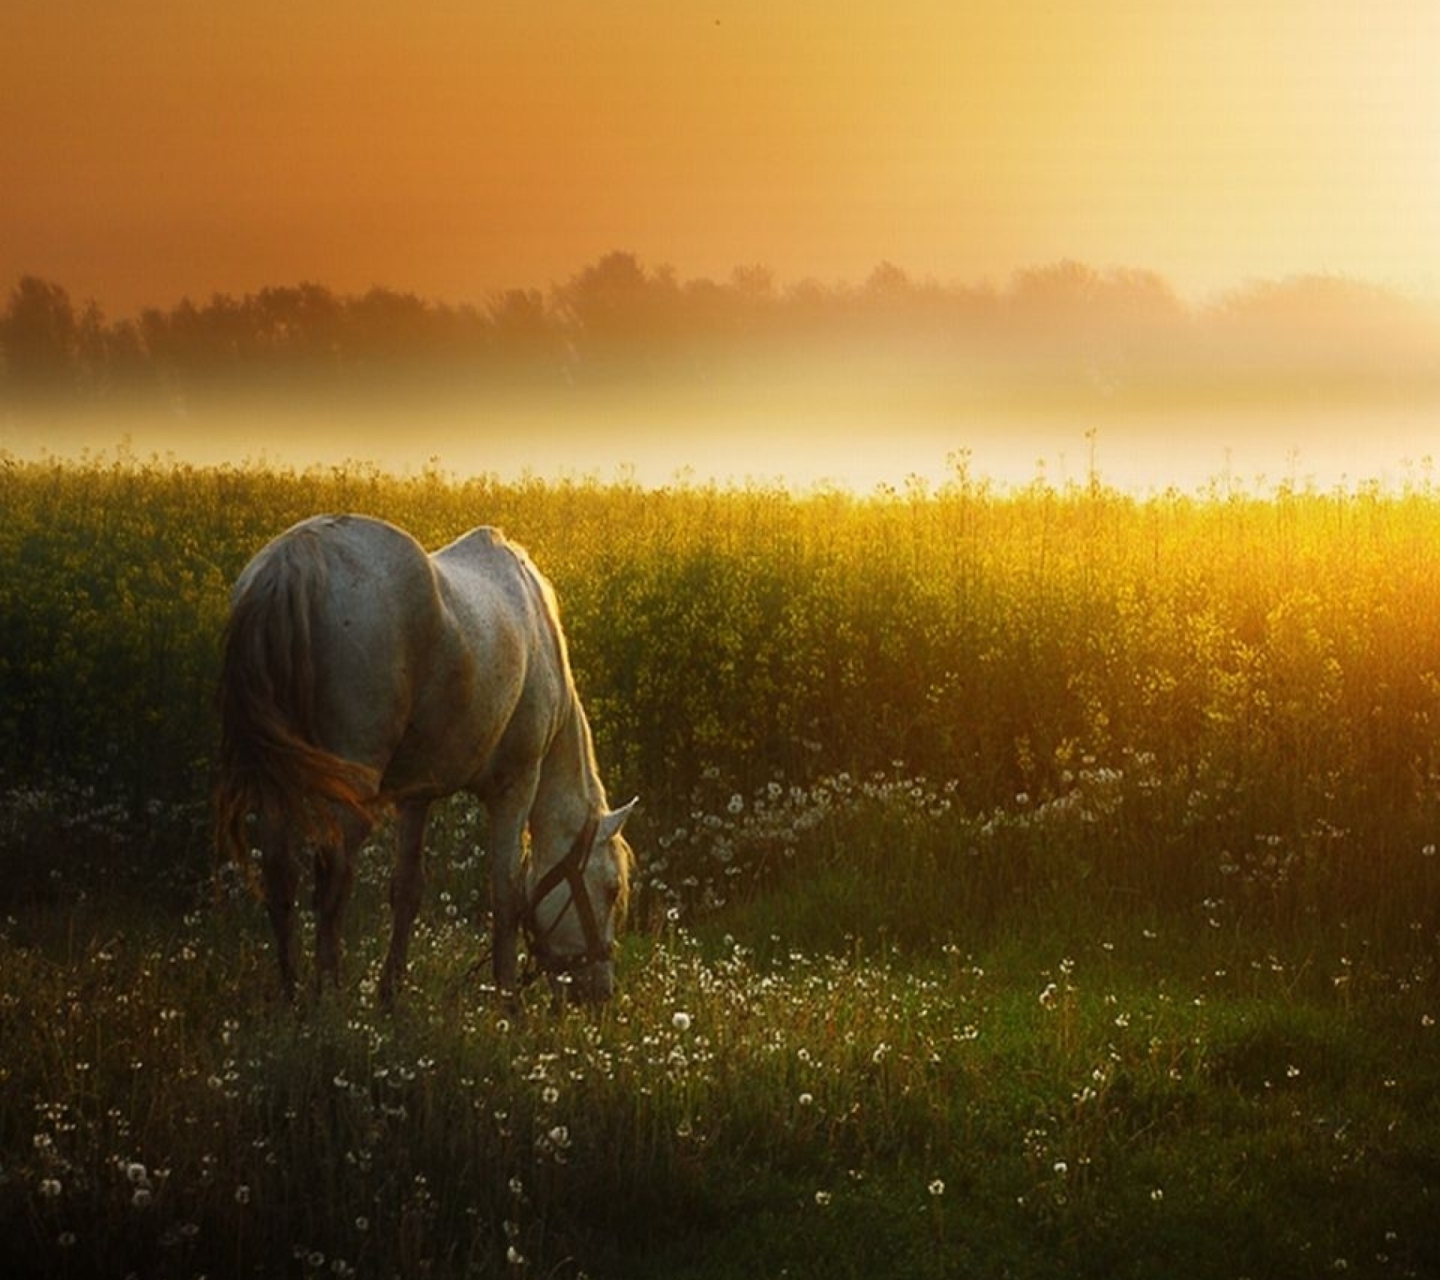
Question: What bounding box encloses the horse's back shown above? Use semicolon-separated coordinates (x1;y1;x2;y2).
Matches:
426;527;572;787
229;515;566;800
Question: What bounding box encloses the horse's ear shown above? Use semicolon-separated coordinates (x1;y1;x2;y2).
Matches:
597;797;639;843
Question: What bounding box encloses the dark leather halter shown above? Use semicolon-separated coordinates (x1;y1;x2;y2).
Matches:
521;816;612;977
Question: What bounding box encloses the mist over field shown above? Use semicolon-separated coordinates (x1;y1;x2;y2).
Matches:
4;255;1438;492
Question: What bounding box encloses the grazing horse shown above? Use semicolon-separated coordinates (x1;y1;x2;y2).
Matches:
215;514;636;1003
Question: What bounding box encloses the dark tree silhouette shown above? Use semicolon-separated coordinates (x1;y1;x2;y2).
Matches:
1;277;79;393
3;256;1437;408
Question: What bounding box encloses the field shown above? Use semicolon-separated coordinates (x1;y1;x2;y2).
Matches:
2;451;1439;1278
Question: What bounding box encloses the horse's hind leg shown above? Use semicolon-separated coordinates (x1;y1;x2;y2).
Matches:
378;801;429;1006
258;815;301;1001
313;808;369;994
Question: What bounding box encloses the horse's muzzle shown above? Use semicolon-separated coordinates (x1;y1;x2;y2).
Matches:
559;959;615;1004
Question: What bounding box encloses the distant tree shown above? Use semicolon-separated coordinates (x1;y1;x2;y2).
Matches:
487;288;553;347
1006;260;1104;332
1208;274;1440;396
864;261;913;301
254;283;343;366
781;276;838;327
349;287;437;364
730;264;776;302
139;296;245;392
99;317;155;394
0;276;79;394
1099;268;1187;329
555;251;682;346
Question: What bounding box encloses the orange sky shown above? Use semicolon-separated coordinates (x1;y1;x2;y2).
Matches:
4;0;1438;317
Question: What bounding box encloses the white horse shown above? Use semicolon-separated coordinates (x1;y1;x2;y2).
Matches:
215;514;636;1003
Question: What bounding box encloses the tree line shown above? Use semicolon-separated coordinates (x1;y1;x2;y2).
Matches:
3;251;1437;407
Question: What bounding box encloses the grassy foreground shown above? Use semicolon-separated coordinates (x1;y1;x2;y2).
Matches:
2;787;1437;1280
1;454;1438;1276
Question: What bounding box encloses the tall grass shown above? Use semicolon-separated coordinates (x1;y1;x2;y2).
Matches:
6;454;1440;820
2;785;1436;1278
2;451;1439;1276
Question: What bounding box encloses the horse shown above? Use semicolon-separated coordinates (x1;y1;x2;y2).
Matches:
214;513;636;1004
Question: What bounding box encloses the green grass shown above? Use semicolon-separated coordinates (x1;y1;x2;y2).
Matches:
2;784;1437;1279
2;456;1439;1276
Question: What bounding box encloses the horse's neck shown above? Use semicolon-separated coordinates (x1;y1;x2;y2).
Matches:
532;695;604;851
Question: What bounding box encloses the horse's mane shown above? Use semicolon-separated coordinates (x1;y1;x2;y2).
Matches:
503;538;633;914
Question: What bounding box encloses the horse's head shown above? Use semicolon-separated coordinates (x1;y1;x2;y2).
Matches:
524;798;637;1002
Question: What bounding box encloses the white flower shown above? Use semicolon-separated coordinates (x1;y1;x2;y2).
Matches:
928;1179;945;1197
671;1011;692;1032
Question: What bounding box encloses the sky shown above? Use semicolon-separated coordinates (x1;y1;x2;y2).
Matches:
5;0;1439;318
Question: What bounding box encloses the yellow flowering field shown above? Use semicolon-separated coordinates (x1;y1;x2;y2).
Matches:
1;451;1438;1278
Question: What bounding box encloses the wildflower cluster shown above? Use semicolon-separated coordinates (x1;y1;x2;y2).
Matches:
647;765;960;922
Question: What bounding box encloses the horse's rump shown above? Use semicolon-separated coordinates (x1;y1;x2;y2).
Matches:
215;532;380;870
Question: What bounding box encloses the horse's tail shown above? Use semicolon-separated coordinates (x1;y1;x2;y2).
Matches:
215;535;380;874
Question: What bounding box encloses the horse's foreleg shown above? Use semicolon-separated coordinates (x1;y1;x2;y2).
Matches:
378;801;429;1006
259;818;300;1002
313;809;368;994
487;783;536;995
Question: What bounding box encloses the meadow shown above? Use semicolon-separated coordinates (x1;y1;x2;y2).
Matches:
1;450;1438;1278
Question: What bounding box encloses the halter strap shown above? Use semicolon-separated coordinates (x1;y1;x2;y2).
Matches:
522;815;611;975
